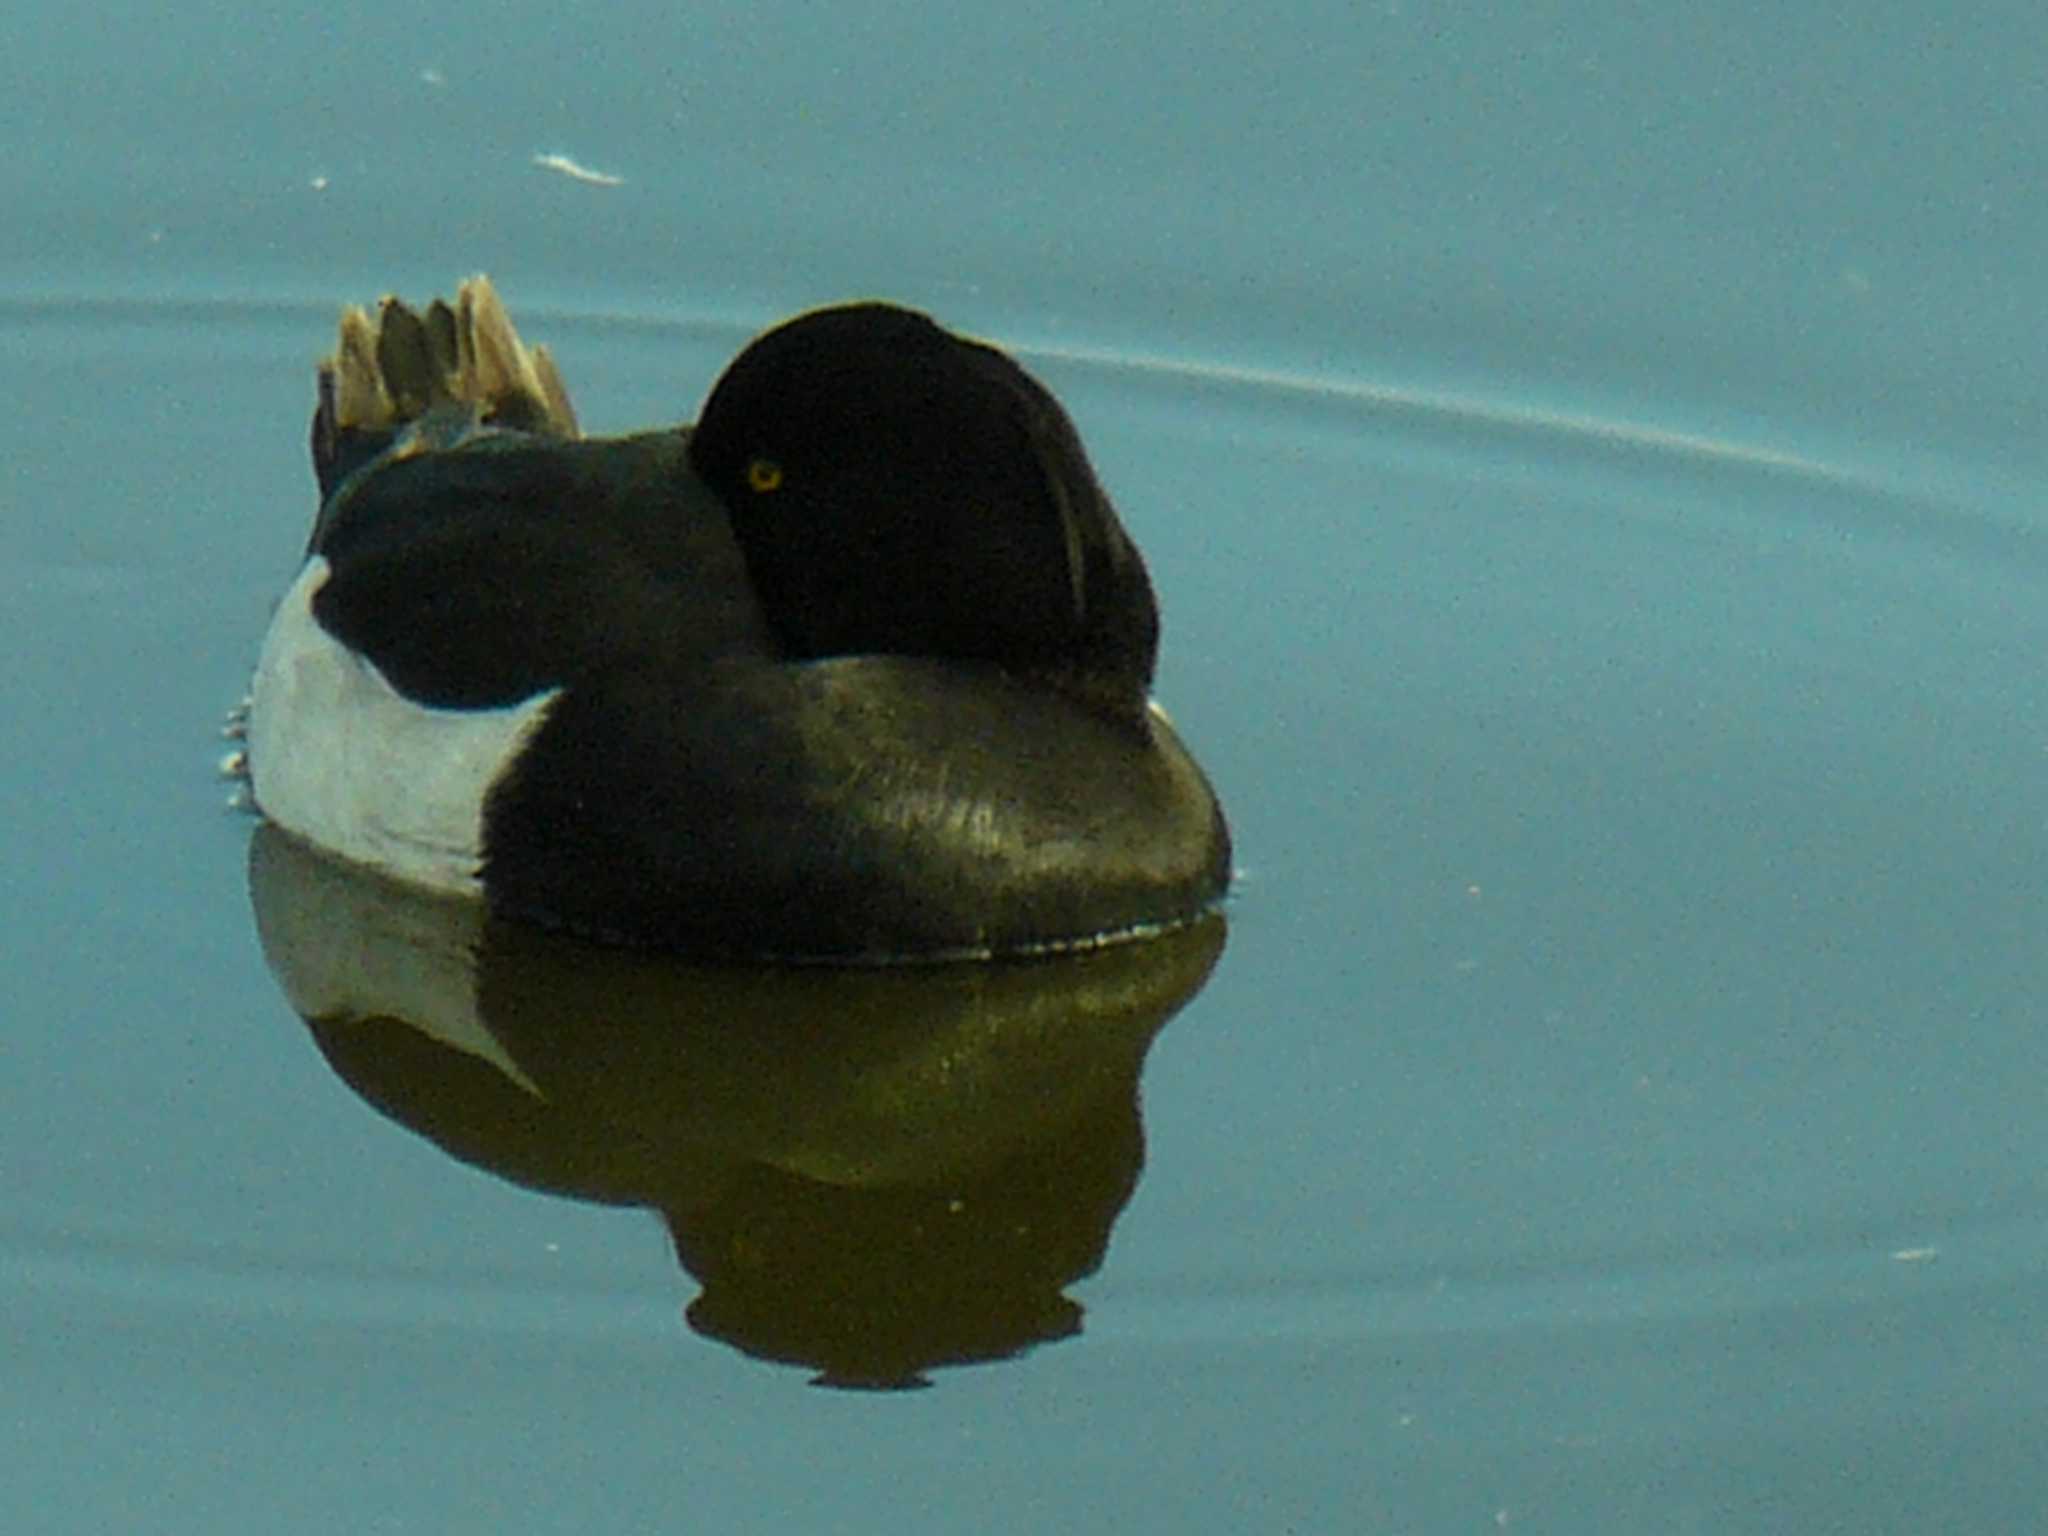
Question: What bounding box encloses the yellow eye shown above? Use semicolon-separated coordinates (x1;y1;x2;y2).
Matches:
746;457;785;493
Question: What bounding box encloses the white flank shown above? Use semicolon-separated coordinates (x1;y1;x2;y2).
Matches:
247;558;561;894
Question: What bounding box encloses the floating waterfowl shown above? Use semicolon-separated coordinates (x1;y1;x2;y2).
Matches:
246;278;1229;960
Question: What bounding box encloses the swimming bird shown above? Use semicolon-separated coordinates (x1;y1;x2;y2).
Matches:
246;277;1229;961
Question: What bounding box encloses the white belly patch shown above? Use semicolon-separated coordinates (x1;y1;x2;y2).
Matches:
247;557;561;894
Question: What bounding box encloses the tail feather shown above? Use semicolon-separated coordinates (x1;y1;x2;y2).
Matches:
311;276;580;496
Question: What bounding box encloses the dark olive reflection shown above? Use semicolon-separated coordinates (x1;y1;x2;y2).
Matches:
247;824;1227;1388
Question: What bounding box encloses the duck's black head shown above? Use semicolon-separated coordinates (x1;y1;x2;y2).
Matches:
686;303;1160;717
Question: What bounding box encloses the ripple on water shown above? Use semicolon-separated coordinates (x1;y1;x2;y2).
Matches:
7;283;2048;1398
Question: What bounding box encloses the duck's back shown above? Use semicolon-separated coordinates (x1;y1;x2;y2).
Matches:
248;425;774;897
307;428;772;707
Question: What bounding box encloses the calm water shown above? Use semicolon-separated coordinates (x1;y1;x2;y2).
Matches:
9;3;2048;1531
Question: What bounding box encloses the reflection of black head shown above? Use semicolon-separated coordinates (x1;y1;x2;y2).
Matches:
669;1074;1144;1389
688;303;1160;716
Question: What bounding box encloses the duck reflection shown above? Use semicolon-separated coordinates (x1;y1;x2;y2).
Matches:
247;824;1226;1388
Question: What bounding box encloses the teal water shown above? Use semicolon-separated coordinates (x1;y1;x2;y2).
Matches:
7;2;2048;1531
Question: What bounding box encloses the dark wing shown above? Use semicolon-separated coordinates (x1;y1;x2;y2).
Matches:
310;432;772;709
